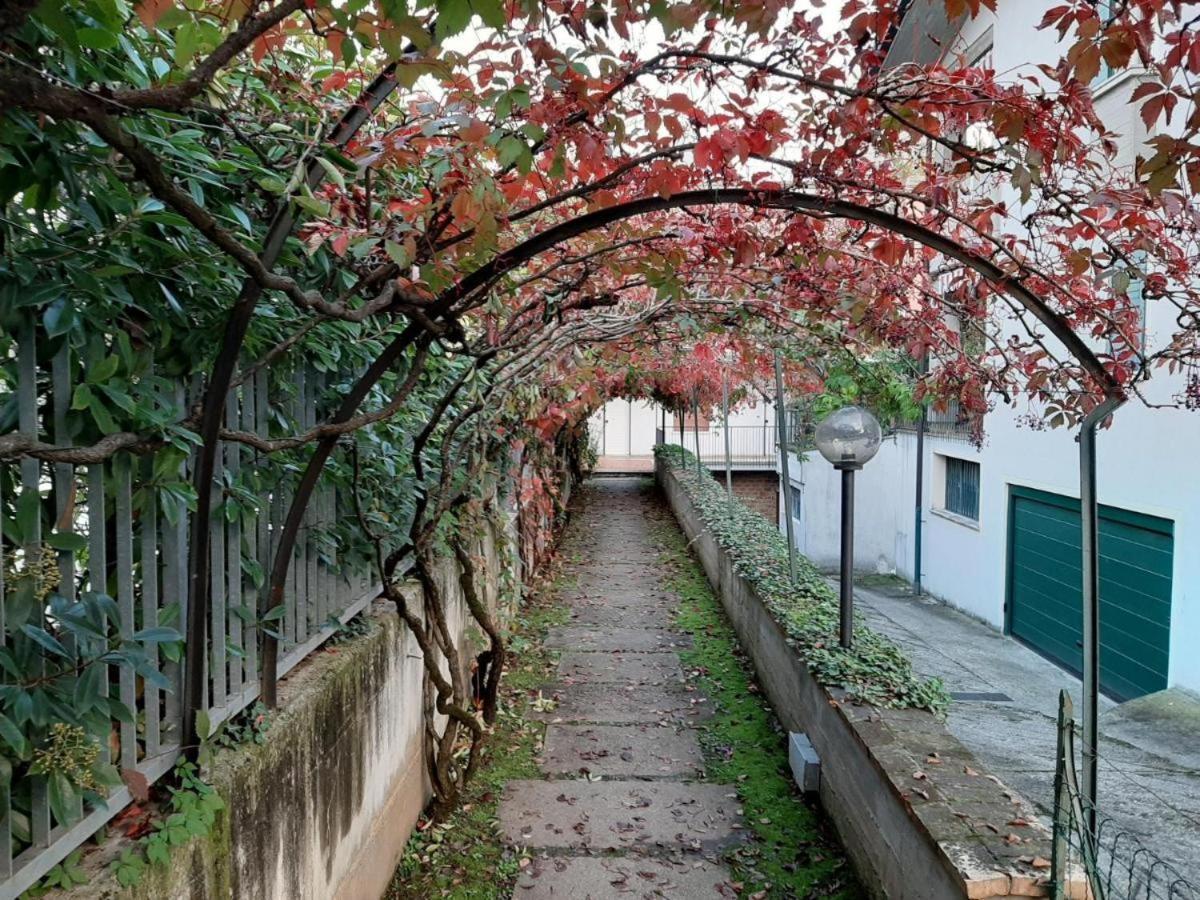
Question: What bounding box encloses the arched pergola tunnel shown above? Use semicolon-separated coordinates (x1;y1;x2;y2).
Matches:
7;1;1196;888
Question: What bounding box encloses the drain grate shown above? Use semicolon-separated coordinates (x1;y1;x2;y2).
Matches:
949;691;1013;703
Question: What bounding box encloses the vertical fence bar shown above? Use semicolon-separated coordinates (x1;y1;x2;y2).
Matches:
209;466;226;712
140;450;161;762
304;371;318;637
51;348;75;603
226;390;243;700
51;346;84;818
161;381;187;742
87;465;109;774
18;319;52;850
282;369;297;651
114;456;138;768
0;458;9;878
252;369;269;690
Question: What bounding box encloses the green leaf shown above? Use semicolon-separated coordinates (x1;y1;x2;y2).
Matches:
315;156;346;191
77;26;119;50
20;624;69;659
132;626;183;643
89;395;118;434
0;713;30;758
71;383;94;411
46;531;87;552
42;296;74;337
87;355;120;384
48;773;79;827
195;708;211;742
472;0;506;29
435;0;472;41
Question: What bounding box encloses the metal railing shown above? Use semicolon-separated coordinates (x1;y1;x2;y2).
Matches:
1052;690;1198;900
661;424;778;466
0;314;379;896
893;401;974;440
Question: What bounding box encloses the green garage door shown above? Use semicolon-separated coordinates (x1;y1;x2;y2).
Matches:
1007;486;1174;701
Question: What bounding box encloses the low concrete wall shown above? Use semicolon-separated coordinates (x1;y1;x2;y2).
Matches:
658;460;1061;900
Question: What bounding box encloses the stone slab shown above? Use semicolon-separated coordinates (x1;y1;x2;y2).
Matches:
546;626;692;652
557;652;683;684
541;724;703;777
565;603;676;629
530;682;712;725
512;855;734;898
499;781;744;852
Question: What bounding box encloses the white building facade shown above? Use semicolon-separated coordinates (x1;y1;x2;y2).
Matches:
781;1;1200;699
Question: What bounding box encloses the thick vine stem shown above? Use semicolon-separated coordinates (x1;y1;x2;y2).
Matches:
452;531;505;725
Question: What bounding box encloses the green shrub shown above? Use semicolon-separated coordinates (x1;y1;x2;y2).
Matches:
656;445;947;714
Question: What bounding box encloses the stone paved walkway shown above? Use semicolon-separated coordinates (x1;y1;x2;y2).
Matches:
501;477;741;898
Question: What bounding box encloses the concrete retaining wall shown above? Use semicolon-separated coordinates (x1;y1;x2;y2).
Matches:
658;460;1062;900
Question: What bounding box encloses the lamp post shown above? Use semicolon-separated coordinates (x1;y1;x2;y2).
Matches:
814;406;882;649
721;351;735;495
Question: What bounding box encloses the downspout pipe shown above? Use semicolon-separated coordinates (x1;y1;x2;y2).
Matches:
1078;392;1126;841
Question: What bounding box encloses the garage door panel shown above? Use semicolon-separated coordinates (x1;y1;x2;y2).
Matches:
1013;532;1081;569
1007;486;1173;701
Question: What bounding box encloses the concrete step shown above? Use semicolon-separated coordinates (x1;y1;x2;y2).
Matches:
498;780;744;852
540;724;703;778
513;855;734;898
530;682;711;725
556;651;683;685
545;626;691;653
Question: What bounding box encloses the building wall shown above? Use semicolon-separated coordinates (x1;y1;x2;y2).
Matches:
726;470;779;524
790;0;1200;695
784;402;1200;693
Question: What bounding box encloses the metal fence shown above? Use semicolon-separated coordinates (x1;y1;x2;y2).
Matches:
661;424;777;466
1052;691;1198;900
0;314;379;896
893;399;974;440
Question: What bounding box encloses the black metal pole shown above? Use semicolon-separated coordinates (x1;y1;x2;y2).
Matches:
774;354;798;585
693;393;701;480
839;466;855;649
722;371;733;494
1079;394;1124;839
913;354;928;596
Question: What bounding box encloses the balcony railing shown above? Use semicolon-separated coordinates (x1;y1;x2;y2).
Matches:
662;424;778;467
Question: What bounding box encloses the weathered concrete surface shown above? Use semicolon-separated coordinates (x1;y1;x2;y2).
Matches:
540;724;703;777
530;681;712;724
557;651;684;684
499;780;743;852
855;577;1200;876
501;477;736;898
545;626;692;652
658;460;1065;900
514;855;734;897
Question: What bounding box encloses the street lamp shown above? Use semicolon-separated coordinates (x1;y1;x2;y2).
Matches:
814;406;882;649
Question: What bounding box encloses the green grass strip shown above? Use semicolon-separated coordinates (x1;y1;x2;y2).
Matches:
647;487;859;898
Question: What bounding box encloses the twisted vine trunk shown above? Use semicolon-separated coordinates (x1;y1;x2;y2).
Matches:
452;537;505;725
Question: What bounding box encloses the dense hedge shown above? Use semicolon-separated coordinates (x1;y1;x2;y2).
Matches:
657;445;948;714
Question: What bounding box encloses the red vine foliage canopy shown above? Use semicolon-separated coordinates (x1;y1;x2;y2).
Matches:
5;0;1200;446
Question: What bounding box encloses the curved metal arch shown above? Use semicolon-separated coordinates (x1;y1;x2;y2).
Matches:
447;187;1123;401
